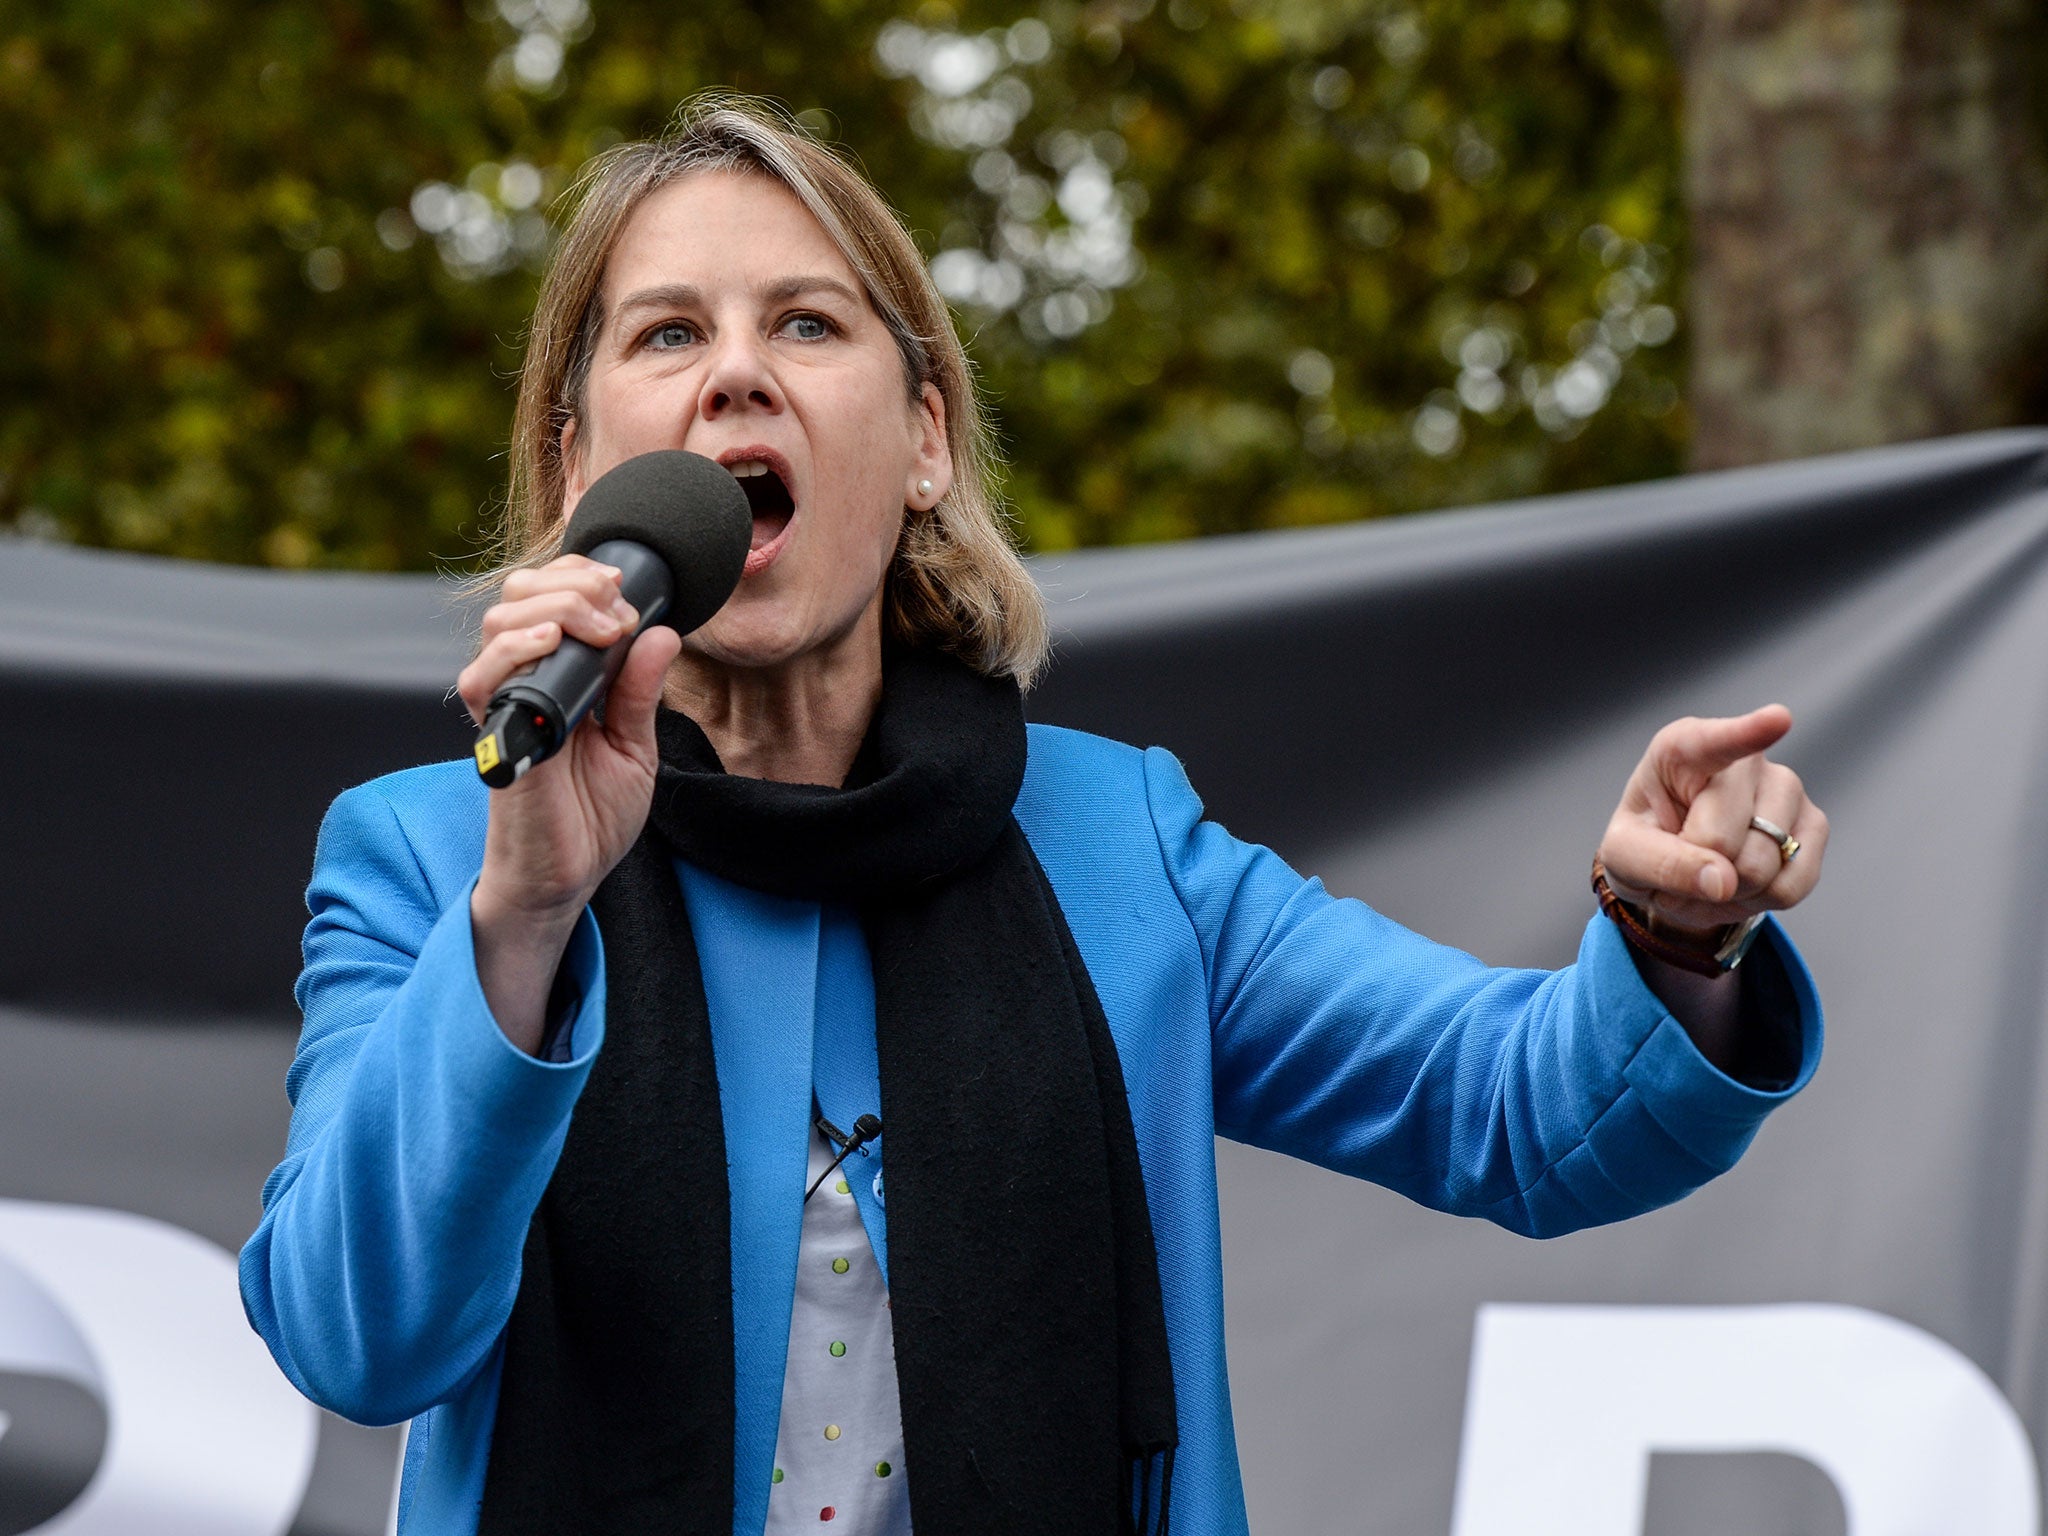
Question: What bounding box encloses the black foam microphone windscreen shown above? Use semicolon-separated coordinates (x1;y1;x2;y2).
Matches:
473;450;753;786
559;449;753;635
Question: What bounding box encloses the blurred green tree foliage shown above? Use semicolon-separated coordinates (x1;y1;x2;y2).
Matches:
0;0;1685;568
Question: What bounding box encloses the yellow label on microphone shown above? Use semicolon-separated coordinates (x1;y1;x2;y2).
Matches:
474;734;502;774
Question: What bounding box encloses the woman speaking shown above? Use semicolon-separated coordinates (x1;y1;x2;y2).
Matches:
240;97;1828;1536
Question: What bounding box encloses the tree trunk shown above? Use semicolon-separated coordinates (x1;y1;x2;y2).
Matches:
1665;0;2048;469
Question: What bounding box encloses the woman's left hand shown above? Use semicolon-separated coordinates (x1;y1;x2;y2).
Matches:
1598;704;1829;936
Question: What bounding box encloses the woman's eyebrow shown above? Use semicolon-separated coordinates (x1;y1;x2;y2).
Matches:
612;283;703;329
759;274;864;308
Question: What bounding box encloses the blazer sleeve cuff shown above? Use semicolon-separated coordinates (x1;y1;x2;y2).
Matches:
1582;911;1821;1162
407;879;608;1144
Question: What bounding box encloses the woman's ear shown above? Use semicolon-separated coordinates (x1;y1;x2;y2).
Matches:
909;383;954;509
559;416;587;523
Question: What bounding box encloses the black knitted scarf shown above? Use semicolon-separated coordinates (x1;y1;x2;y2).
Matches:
478;646;1178;1536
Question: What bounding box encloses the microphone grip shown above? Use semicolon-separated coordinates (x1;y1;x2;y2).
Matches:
473;540;676;788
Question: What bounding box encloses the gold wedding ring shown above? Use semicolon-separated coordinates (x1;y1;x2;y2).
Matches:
1749;815;1799;864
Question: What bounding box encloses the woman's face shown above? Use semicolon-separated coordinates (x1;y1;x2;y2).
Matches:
563;170;951;670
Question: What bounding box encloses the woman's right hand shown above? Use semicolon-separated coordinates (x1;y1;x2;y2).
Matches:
456;555;683;1051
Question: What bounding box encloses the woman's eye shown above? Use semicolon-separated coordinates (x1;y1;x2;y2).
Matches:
648;322;696;349
783;314;831;341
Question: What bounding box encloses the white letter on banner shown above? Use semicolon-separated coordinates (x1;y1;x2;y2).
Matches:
1450;1303;2040;1536
0;1199;317;1536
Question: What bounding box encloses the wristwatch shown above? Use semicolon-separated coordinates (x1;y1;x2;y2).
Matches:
1591;857;1765;978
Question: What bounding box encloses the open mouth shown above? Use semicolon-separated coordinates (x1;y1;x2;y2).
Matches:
724;457;796;554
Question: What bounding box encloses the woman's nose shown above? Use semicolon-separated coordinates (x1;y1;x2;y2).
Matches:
696;335;783;420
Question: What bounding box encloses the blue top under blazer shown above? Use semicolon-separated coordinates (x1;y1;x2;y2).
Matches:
240;723;1822;1536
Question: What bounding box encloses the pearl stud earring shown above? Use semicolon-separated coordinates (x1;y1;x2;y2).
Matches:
916;478;934;499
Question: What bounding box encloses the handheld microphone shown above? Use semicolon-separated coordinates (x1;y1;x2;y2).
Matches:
473;450;752;788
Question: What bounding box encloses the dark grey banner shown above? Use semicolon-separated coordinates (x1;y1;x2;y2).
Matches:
3;428;2046;1533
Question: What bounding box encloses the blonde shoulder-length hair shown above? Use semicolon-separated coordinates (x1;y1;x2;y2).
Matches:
492;94;1049;685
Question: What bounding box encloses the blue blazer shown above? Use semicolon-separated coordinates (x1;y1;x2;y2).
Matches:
240;724;1820;1536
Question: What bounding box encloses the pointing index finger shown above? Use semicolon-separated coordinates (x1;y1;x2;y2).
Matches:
1659;704;1793;784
